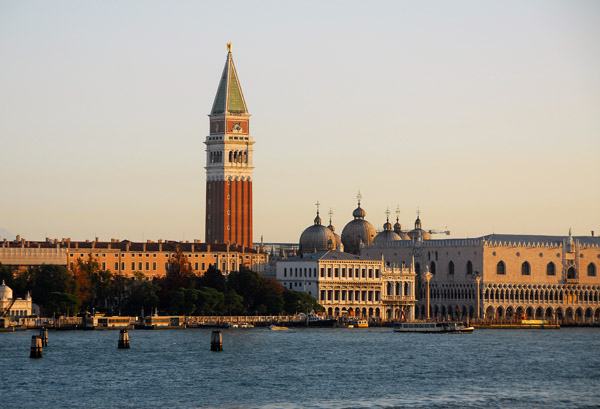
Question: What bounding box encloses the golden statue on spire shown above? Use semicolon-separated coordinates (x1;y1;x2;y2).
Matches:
227;42;232;52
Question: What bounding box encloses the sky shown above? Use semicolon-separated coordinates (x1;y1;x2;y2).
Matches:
1;0;599;244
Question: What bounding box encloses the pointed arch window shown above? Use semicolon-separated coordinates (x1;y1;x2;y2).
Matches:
430;261;436;275
546;262;556;276
497;261;506;275
588;263;597;277
448;261;454;275
466;260;473;275
521;261;531;276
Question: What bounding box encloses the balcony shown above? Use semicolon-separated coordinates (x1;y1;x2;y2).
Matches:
382;295;415;303
565;278;579;284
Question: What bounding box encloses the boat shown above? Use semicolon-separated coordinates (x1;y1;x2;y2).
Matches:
188;321;231;329
84;315;133;330
356;319;369;328
269;325;289;331
393;321;474;333
280;313;337;328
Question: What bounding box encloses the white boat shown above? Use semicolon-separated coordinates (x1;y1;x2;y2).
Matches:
393;321;474;333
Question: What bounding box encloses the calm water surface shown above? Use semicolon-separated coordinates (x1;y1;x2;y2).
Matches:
1;327;599;408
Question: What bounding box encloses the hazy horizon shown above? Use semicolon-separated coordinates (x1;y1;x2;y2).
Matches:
1;0;599;244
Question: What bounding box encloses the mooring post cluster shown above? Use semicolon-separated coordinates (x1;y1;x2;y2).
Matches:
118;329;130;349
30;335;43;358
211;330;223;351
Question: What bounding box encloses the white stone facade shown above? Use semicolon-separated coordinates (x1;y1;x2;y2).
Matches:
276;250;416;320
363;232;600;323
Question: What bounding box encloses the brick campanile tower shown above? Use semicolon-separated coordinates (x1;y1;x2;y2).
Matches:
205;44;254;248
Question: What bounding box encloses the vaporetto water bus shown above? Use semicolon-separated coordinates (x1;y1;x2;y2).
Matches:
393;321;474;333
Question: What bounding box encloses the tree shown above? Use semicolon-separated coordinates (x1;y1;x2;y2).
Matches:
199;265;227;292
283;290;324;315
46;292;79;316
29;265;77;315
123;280;160;316
159;245;194;307
71;255;114;313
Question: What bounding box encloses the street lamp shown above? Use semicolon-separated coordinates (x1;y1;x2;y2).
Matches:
421;267;433;320
474;272;482;320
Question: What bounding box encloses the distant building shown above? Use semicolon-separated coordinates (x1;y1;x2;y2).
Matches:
0;237;267;278
0;280;33;318
205;44;254;248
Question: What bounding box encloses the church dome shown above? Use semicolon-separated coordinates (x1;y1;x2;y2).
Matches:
341;201;376;254
373;213;401;244
0;281;13;301
352;206;367;219
299;211;336;253
373;229;401;244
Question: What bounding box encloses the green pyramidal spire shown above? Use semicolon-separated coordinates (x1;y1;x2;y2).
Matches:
211;45;248;115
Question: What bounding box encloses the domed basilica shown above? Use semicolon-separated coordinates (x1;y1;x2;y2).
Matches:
299;194;430;255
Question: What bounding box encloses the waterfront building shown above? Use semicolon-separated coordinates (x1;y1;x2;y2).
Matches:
0;280;34;318
363;217;600;323
0;237;267;278
276;250;416;319
205;43;254;248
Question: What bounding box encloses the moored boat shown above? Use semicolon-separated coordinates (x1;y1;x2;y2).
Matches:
393;321;474;333
269;325;289;331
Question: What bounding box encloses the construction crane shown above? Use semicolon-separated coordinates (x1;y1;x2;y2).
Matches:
427;229;451;236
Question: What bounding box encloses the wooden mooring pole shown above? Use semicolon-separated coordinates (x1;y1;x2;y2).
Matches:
30;335;43;358
118;329;130;349
210;330;223;351
39;328;48;347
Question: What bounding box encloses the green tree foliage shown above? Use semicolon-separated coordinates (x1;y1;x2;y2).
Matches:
123;280;160;316
0;263;28;297
46;292;79;316
227;269;285;315
283;290;324;315
169;287;225;315
29;265;77;314
199;265;227;293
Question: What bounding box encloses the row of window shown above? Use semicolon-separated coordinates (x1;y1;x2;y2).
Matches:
69;261;210;272
426;260;473;276
496;261;597;277
319;289;381;303
69;253;250;259
282;266;381;279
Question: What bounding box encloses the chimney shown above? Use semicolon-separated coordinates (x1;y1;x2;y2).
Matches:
16;235;21;242
158;243;162;252
207;244;211;253
143;243;146;252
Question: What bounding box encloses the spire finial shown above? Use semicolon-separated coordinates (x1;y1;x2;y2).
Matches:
329;208;333;224
315;200;320;215
356;190;362;206
227;42;232;52
385;207;390;222
396;205;400;222
416;207;421;219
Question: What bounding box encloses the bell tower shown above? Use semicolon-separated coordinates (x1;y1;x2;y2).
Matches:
205;44;254;248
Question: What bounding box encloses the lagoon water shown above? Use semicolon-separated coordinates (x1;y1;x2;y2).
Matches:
1;327;599;409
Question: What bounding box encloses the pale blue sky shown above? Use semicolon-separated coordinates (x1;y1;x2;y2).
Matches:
1;0;599;243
